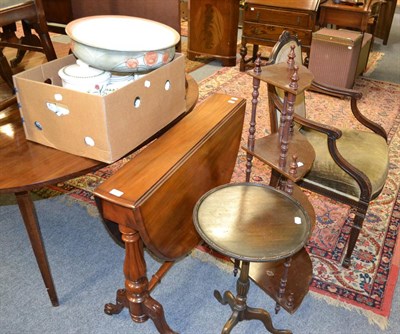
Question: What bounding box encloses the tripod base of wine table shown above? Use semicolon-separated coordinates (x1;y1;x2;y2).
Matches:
215;260;291;334
193;183;312;333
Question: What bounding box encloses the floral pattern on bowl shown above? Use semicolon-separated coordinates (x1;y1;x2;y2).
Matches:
66;15;180;73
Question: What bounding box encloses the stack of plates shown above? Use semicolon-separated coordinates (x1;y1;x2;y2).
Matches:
103;73;136;94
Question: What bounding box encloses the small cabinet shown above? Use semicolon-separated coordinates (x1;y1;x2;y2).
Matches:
240;0;320;71
187;0;240;66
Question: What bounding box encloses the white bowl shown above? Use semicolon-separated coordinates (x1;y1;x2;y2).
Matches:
66;15;180;73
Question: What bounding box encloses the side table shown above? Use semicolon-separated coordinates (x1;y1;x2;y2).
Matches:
318;0;373;32
0;108;105;307
193;182;312;334
93;93;246;334
0;76;198;307
239;0;320;71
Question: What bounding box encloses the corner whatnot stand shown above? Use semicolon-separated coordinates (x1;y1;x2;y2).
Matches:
192;48;316;333
242;48;316;315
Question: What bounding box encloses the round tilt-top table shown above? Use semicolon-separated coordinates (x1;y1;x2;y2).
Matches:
193;182;312;334
0;76;198;306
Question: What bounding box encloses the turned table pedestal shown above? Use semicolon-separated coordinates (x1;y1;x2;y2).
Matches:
193;183;312;333
93;94;246;333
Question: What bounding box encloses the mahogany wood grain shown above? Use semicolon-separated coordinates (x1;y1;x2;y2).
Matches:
246;132;315;181
95;93;246;260
240;0;320;71
193;182;312;331
0;109;104;194
94;93;246;333
244;0;320;14
0;95;16;110
187;0;240;66
249;248;312;314
248;183;315;314
42;0;73;25
0;106;104;306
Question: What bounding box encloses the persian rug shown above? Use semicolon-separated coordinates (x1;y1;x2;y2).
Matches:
197;67;400;330
34;67;400;330
364;50;384;75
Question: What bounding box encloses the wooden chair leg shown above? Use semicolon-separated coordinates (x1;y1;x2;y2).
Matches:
33;22;57;61
37;30;57;61
343;207;367;268
10;20;39;67
0;49;14;90
0;20;56;93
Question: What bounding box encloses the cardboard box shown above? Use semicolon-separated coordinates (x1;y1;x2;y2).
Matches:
13;53;186;163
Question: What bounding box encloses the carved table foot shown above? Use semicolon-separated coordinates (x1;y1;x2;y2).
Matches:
104;288;127;315
214;261;292;334
245;306;292;334
221;310;240;334
143;294;178;334
104;226;178;334
214;290;236;308
104;288;177;334
215;290;292;334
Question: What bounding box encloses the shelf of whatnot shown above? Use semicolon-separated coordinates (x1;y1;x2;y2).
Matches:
241;49;316;314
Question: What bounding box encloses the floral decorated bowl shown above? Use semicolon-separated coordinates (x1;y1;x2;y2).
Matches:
65;15;180;73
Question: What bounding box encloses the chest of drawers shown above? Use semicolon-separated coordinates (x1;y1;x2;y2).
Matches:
240;0;320;71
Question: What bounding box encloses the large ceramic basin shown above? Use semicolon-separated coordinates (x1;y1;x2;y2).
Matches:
66;15;181;73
